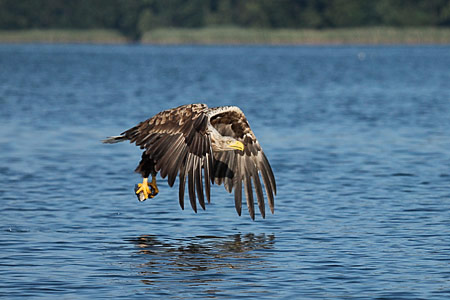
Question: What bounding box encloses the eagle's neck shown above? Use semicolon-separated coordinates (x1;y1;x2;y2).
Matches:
208;125;224;152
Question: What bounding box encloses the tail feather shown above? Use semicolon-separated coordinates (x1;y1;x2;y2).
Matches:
102;135;127;144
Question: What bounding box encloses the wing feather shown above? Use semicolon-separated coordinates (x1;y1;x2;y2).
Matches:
166;137;186;186
224;151;235;193
178;159;187;210
195;157;205;210
234;155;243;216
243;163;255;220
157;135;182;178
213;152;227;185
187;154;197;213
250;159;265;219
203;153;211;203
257;152;275;212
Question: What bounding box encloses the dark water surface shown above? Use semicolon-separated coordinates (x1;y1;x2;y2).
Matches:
1;45;450;299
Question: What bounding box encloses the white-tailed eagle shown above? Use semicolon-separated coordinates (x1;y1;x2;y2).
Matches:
103;104;276;220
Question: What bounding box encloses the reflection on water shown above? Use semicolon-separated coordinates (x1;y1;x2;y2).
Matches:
128;233;275;290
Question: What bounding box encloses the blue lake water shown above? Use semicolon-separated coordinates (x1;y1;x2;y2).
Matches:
1;44;450;299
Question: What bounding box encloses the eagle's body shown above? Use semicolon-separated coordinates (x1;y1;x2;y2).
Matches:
103;104;276;220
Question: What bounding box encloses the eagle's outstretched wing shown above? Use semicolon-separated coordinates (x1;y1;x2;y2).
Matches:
209;106;277;220
119;104;214;212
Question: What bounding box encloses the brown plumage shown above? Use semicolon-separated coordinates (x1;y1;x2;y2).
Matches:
103;103;276;220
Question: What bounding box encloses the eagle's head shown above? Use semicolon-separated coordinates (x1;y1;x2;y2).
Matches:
212;135;244;152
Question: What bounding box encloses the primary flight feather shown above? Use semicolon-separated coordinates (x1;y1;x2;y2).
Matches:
103;103;276;220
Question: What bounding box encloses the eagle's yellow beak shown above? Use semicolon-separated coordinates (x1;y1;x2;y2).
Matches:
229;141;244;151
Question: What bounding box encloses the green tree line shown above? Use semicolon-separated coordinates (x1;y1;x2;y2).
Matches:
1;0;450;41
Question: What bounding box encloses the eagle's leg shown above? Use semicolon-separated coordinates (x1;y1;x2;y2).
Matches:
134;153;158;201
149;174;159;197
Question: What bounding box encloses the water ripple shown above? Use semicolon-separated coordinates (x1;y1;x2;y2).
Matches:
1;44;450;299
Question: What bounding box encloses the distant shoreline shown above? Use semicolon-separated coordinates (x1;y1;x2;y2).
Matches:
1;27;450;45
0;29;128;44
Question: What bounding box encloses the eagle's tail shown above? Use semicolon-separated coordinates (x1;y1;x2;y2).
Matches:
102;135;127;144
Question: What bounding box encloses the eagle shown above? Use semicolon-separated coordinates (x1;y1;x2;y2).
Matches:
103;104;276;220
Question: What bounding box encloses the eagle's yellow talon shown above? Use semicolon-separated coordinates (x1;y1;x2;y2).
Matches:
136;178;151;200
